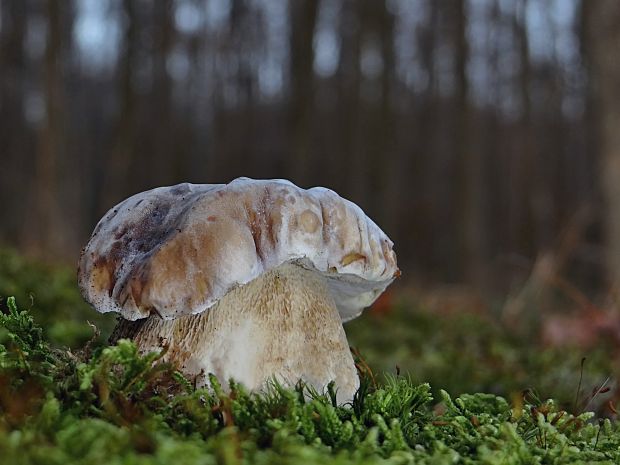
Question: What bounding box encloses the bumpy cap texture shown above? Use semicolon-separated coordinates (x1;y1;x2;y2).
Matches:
78;178;398;321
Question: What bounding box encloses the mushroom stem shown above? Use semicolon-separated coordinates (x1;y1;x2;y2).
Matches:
110;263;360;403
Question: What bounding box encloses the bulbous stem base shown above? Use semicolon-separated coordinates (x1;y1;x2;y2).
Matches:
110;263;359;403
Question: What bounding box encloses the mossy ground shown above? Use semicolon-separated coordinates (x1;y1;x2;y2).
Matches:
1;249;620;464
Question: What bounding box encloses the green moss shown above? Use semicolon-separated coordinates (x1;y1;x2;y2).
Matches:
346;299;614;410
1;249;619;463
2;299;620;464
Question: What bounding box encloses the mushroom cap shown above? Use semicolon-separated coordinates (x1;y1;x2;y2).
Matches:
78;178;399;322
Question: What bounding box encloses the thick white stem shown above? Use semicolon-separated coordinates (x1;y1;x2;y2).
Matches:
112;263;359;403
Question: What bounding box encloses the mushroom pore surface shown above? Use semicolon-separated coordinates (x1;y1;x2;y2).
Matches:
111;262;359;403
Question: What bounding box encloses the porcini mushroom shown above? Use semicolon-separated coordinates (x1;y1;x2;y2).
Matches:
78;178;398;402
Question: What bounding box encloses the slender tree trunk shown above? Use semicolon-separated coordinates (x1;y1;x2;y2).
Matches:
338;0;362;201
25;0;66;256
102;0;137;210
288;0;319;185
369;1;397;234
151;0;175;185
216;0;259;179
452;0;484;284
484;0;504;287
585;0;620;293
511;0;537;257
407;0;438;275
0;0;27;243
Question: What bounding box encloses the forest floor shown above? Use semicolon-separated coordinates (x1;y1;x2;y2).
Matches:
2;248;620;464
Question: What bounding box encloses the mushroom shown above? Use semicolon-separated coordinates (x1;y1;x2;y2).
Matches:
78;178;398;402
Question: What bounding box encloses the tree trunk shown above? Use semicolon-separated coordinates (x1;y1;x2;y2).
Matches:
452;0;484;284
288;0;319;185
151;0;175;185
337;0;362;200
368;1;397;235
102;0;138;211
0;0;27;244
584;0;620;293
510;0;538;259
25;0;66;257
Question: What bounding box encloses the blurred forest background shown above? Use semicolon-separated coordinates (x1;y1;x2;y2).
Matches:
1;0;620;304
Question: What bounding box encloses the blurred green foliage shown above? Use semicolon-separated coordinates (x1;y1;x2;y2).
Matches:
346;299;615;412
0;248;115;347
2;299;620;464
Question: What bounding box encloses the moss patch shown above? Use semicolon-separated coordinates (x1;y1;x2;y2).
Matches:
1;297;620;465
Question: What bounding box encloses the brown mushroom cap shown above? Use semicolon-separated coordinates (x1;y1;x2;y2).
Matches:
78;178;398;321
